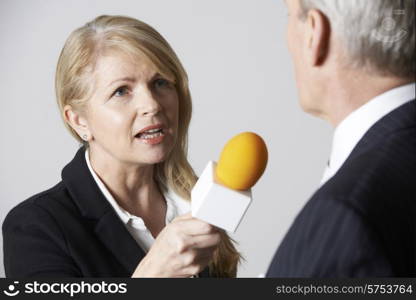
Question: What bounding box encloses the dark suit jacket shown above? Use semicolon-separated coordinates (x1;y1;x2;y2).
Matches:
2;147;210;277
267;99;416;277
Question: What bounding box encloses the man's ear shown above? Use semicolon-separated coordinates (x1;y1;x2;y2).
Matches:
63;105;91;140
304;9;331;66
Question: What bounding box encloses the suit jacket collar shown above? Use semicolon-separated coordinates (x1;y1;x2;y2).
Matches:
320;99;415;190
61;146;145;275
345;99;415;165
326;85;415;182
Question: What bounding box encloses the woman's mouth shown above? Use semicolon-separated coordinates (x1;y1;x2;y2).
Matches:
135;127;166;145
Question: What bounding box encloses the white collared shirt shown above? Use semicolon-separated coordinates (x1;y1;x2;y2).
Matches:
320;83;415;186
85;150;191;252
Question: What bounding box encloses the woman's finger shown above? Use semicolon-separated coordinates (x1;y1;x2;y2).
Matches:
186;233;221;249
178;218;218;236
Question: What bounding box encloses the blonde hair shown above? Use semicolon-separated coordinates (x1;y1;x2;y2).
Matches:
55;15;241;277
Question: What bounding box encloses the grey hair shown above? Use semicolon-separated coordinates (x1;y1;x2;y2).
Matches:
299;0;415;79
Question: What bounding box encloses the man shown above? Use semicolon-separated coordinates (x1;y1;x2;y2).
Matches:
267;0;415;277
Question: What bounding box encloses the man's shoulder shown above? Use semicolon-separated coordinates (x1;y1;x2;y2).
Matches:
308;126;416;224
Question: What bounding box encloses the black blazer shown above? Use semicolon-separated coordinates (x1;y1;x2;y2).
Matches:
2;147;210;277
267;99;416;277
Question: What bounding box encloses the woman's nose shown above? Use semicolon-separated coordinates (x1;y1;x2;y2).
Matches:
136;88;161;116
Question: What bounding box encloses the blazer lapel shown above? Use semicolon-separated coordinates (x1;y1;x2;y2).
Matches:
62;146;145;275
94;210;145;275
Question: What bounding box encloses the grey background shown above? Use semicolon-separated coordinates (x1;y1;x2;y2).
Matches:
0;0;332;277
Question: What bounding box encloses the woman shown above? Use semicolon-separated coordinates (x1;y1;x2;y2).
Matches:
3;15;240;277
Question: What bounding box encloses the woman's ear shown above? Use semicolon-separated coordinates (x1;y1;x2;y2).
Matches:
63;105;91;141
304;9;331;66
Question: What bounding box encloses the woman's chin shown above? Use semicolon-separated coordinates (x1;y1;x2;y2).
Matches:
145;156;167;165
129;137;175;165
136;148;171;165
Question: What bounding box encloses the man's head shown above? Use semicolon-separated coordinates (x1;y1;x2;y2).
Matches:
284;0;415;123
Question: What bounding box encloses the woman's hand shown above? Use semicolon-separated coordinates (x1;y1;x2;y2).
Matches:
131;213;220;277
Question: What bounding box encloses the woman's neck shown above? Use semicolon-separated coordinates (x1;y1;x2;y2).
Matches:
87;146;164;218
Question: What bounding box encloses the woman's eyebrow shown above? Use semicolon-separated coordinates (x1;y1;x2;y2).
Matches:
150;72;163;79
107;77;136;87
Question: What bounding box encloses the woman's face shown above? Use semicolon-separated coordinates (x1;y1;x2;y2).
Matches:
84;50;179;166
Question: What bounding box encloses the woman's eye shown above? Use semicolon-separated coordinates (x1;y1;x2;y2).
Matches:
154;78;171;89
112;86;129;97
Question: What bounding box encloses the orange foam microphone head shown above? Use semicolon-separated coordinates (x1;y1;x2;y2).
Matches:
215;132;268;190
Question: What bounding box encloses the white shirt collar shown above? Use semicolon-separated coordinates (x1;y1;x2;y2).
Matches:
320;83;415;186
84;149;189;229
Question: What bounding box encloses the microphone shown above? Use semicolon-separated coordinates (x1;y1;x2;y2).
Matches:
191;132;268;232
